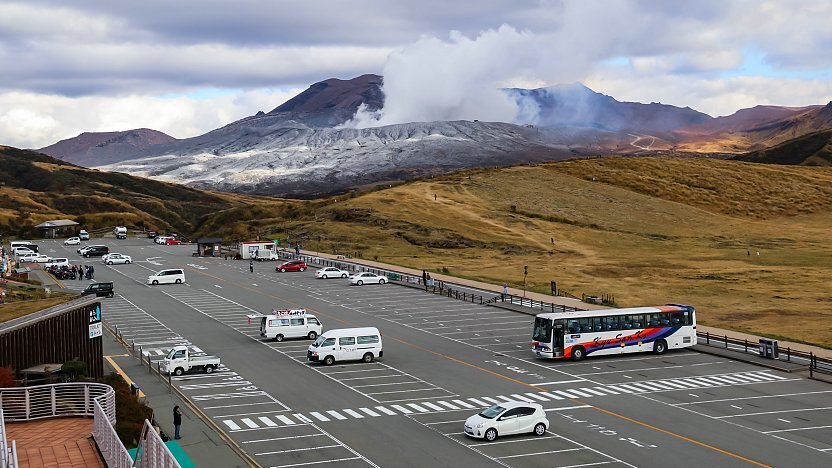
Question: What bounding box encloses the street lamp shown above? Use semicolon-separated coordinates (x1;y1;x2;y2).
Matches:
523;265;528;297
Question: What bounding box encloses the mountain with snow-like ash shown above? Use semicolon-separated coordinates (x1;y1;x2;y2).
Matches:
38;128;176;166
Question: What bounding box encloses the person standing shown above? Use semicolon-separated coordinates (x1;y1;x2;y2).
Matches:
78;265;83;281
249;260;254;273
89;264;95;280
173;405;182;440
422;270;428;291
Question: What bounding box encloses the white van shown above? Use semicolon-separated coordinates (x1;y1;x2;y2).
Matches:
10;241;33;250
250;309;322;342
307;327;383;365
147;268;185;285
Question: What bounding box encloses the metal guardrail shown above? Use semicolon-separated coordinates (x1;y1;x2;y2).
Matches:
0;383;180;468
279;251;582;312
697;331;832;377
0;409;18;468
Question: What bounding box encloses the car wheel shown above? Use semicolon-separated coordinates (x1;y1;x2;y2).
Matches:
299;267;305;272
175;279;182;284
280;268;286;272
308;331;317;340
126;260;131;264
152;280;159;285
107;261;113;265
484;428;498;442
533;423;546;436
571;346;586;361
357;280;363;286
83;254;88;258
362;352;374;363
321;274;327;279
174;367;184;376
205;365;214;374
653;339;668;355
275;334;284;342
379;279;386;284
323;355;335;366
107;292;114;298
341;273;347;278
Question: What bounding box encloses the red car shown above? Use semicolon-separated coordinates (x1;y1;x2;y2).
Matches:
276;260;307;272
164;238;182;245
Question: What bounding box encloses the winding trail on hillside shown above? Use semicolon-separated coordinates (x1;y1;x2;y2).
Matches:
627;133;656;151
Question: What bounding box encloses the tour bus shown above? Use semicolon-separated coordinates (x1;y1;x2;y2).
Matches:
532;304;696;361
249;309;322;342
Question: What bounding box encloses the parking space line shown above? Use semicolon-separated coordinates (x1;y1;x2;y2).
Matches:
498;447;584;459
375;406;397;415
358;408;381;417
556;461;614;468
390;405;413;414
310;412;331;422
242;434;325;444
342;409;364;419
326;410;347;420
452;399;477;409
406;403;429;413
254;444;342;456
763;425;832;434
272;457;363;467
275;415;297;425
675;390;832;406
257;416;278;427
223;420;241;430
715;406;832;419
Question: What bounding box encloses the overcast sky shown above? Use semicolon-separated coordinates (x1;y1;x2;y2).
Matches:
2;0;831;148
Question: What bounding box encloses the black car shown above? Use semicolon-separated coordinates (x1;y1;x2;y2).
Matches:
83;246;110;258
82;282;114;298
147;231;157;238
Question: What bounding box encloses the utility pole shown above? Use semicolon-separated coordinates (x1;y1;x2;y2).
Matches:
523;265;528;297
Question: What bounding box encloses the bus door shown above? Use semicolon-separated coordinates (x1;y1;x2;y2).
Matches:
553;319;565;354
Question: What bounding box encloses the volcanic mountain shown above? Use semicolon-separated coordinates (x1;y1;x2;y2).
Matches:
38;128;176;166
734;128;832;166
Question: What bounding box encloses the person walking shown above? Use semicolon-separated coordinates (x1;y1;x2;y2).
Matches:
78;265;83;281
89;264;95;280
173;405;183;440
422;270;428;291
249;260;254;273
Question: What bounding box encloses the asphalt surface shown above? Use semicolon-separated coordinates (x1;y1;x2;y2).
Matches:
38;237;832;468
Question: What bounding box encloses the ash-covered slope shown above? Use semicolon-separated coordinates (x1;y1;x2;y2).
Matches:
37;128;176;166
96;120;599;197
267;74;384;128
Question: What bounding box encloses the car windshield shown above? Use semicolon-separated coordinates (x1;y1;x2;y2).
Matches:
165;349;178;359
311;336;327;347
533;317;553;343
479;405;505;419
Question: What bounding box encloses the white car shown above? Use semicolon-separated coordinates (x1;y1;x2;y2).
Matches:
155;236;172;244
103;253;132;265
64;237;81;245
12;247;35;257
316;267;350;279
44;258;70;268
464;402;549;442
77;245;91;254
17;253;41;263
349;272;387;286
29;254;52;263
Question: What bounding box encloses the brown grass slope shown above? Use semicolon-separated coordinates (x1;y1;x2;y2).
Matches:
733;129;832;166
267;158;832;347
0;146;288;236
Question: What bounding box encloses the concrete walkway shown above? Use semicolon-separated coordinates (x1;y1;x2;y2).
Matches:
297;249;832;360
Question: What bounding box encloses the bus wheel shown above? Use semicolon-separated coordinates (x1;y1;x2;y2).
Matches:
571;346;586;361
653;339;668;355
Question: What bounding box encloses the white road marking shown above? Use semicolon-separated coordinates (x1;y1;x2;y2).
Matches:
258;416;277;427
223;420;241;430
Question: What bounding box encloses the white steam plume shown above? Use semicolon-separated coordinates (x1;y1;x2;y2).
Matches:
344;25;592;128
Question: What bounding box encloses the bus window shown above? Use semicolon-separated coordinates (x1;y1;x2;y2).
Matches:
591;317;602;332
533;317;553;343
601;315;620;331
566;319;580;334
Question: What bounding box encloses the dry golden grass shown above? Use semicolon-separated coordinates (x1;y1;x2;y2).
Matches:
279;158;832;348
0;296;76;324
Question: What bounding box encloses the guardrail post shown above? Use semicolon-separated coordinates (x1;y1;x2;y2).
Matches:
132;339;135;352
744;339;748;353
810;352;814;379
51;386;56;416
84;385;90;414
139;345;143;360
787;347;791;362
148;354;152;373
724;335;728;349
25;389;30;419
706;332;710;344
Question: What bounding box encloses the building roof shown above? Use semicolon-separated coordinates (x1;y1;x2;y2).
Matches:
34;219;79;228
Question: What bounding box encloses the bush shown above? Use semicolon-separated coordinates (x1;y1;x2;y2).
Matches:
0;367;17;387
98;373;153;449
62;359;87;380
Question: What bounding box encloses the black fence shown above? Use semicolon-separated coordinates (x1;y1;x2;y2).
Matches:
278;251;582;312
698;331;832;377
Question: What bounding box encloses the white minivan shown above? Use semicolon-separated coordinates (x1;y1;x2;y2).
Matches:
251;310;323;342
307;327;382;365
147;268;185;285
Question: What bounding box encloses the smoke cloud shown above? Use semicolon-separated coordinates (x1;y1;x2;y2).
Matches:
345;25;593;128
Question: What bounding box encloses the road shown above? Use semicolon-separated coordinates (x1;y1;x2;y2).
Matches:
41;238;832;467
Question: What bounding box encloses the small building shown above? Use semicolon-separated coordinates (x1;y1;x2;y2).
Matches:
239;241;276;259
196;238;223;257
34;219;79;238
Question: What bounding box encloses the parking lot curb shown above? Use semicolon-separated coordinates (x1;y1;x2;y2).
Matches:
102;321;261;468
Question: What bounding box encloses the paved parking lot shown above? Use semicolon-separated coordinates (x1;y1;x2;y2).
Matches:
37;238;832;467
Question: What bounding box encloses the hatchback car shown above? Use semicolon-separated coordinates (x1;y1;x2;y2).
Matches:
29;254;52;263
349;272;387;286
64;237;81;246
464;402;549;442
164;238;182;245
315;267;349;279
81;282;114;298
83;246;110;258
103;253;132;265
17;253;41;263
276;260;307;273
79;230;89;240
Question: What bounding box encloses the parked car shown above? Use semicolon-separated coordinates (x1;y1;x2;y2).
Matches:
44;258;70;268
464;402;549;442
307;327;383;365
12;247;36;258
29;254;52;263
276;260;307;273
79;230;89;240
81;282;114;298
316;267;350;279
64;237;81;246
103;253;132;265
349;272;387;286
77;245;104;255
82;246;109;258
155;236;172;244
147;269;185;285
17;253;41;263
146;231;157;238
164;238;182;245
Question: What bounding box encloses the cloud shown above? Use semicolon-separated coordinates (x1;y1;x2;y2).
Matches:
0;88;303;149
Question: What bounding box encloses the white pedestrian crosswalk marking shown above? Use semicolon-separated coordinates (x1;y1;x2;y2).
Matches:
215;371;789;430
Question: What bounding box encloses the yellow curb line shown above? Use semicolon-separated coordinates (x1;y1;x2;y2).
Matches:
103;354;145;398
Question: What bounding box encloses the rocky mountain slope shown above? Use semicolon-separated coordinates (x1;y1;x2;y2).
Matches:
37;128;176;166
734;128;832;166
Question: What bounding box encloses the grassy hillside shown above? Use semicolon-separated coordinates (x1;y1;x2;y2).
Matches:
734;129;832;166
0;146;289;237
261;158;832;347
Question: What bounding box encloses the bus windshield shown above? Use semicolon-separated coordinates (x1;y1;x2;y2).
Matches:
533;317;552;343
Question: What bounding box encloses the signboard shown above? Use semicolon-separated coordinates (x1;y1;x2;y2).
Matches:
89;305;102;339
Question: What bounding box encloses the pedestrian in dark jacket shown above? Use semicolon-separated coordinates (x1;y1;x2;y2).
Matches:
89;264;95;279
173;405;183;439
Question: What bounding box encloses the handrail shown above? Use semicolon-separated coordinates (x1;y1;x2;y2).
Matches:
696;331;832;376
1;409;19;468
0;383;180;468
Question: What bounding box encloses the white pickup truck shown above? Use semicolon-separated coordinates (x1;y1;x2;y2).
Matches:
160;346;221;376
254;249;279;261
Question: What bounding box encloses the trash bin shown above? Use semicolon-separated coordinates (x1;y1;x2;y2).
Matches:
130;382;140;396
759;339;779;359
